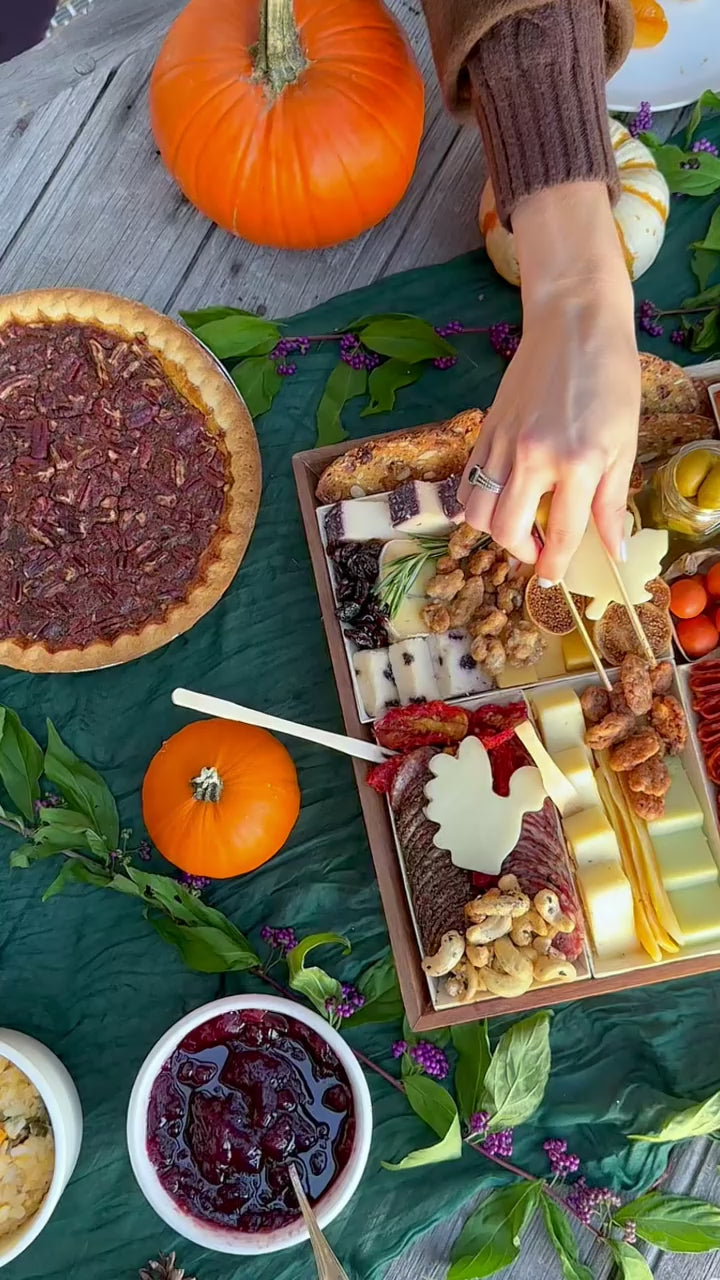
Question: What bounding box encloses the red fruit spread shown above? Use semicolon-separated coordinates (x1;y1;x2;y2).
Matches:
146;1009;355;1234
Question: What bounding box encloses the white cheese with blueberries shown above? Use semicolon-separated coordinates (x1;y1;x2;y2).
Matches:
352;649;399;719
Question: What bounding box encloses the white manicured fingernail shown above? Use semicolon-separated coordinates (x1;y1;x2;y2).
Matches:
618;539;628;563
537;578;556;589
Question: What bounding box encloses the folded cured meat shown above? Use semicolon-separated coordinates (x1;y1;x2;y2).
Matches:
389;746;473;955
502;799;585;961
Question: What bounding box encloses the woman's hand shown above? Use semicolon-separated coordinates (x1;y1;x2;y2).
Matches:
458;182;640;585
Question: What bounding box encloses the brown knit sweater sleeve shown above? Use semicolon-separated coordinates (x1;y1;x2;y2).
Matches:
421;0;634;226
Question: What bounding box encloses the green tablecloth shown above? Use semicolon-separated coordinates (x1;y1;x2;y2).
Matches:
2;120;720;1280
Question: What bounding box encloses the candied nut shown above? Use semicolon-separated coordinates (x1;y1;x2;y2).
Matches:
426;569;465;601
650;660;673;696
580;686;611;726
497;583;523;614
610;685;632;716
627;756;671;797
436;555;458;575
449;522;485;559
475;606;508;638
485;638;507;675
630;789;665;821
490;560;510;586
470;634;488;663
422;603;450;633
467;547;496;575
620;653;653;717
448;577;487;626
608;729;661;772
505;620;546;667
585;711;636;750
650;695;688;756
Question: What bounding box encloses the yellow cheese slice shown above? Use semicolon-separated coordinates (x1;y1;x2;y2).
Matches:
617;775;684;946
534;634;566;681
495;665;538;689
667;882;720;946
530;687;588;757
575;858;638;962
562;629;593;672
514;721;580;815
595;765;663;961
552;746;601;814
564;514;668;622
651;828;719;891
645;757;704;838
563;806;620;866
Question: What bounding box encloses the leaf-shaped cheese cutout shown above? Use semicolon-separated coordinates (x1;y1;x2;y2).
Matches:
563;514;668;621
424;737;546;874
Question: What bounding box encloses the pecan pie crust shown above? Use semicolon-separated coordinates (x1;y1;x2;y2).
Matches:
0;289;261;672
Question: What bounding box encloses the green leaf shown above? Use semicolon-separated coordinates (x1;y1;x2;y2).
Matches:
0;707;43;822
381;1075;462;1172
0;802;25;830
149;916;260;973
361;358;424;415
286;932;350;1015
685;89;720;145
681;284;720;309
360;317;454;362
616;1192;720;1251
230;355;282;417
343;312;420;331
540;1195;594;1280
180;306;258;331
44;721;119;848
696;206;720;254
448;1182;540;1279
345;952;404;1026
691;249;719;292
42;860;109;902
480;1011;552;1132
315;363;367;446
630;1090;720;1143
9;843;37;868
651;144;720;197
608;1241;654;1279
689;310;720;354
452;1021;492;1122
193;316;280;359
35;807;110;859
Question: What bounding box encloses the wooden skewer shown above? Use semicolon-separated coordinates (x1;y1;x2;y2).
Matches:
592;519;658;668
533;524;612;692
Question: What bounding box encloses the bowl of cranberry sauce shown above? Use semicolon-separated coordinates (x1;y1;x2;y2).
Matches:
126;996;372;1255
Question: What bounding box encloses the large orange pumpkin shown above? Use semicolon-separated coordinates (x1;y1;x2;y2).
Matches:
142;718;300;879
149;0;425;249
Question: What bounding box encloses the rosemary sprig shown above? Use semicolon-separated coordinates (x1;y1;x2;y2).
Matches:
375;536;450;618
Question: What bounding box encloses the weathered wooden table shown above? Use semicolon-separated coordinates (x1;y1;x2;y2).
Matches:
0;3;716;1277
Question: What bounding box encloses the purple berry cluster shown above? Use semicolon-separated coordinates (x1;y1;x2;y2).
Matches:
339;332;381;372
178;872;211;893
137;839;152;862
435;320;465;337
468;1111;490;1137
638;299;664;338
409;1041;450;1079
270;336;310;377
33;793;62;813
628;101;653;137
325;983;366;1020
391;1040;408;1059
670;327;688;347
489;322;521;360
482;1128;514;1158
433;355;458;370
564;1178;621;1225
623;1220;638;1245
692;137;720;157
260;925;298;955
544;1138;581;1177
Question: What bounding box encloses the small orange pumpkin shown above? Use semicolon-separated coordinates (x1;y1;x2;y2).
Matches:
149;0;425;249
142;718;300;879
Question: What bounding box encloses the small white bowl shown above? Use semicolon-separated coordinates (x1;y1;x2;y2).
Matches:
0;1030;83;1269
127;994;373;1255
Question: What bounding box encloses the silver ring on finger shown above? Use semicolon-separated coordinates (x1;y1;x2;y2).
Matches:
467;464;505;496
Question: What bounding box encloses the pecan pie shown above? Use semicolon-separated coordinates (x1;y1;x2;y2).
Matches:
0;289;260;671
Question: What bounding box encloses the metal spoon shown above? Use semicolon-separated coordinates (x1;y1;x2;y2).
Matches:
288;1163;350;1280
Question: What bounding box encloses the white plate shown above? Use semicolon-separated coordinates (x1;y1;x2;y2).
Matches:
608;0;720;112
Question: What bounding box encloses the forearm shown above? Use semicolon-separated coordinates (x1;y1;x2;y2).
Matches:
512;183;633;302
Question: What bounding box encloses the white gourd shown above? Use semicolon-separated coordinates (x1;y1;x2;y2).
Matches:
478;117;670;286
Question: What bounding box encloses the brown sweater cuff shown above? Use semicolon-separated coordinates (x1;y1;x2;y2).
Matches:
468;0;619;228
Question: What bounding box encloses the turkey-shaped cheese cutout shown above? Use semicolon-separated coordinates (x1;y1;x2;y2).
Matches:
563;514;668;622
423;736;546;874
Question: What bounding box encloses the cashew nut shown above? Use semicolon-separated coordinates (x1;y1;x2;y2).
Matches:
466;915;512;945
422;930;466;977
498;873;520;892
494;935;534;983
518;945;538;964
510;913;536;947
483;965;533;998
534;889;563;925
444;959;485;1003
512;908;549;943
532;935;554;956
533;955;577;984
465;943;490;969
466;889;530;920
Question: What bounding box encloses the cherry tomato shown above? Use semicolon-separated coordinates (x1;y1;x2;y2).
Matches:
669;576;708;620
676;614;719;658
714;606;720;634
706;562;720;599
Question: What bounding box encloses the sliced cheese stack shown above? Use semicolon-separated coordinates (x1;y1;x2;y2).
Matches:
427;631;493;700
379;539;436;642
646;758;720;948
530;687;591;760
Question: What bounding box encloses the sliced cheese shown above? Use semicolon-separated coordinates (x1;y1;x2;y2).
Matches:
388;638;439;705
533;634;566;681
530;687;588;757
352;648;399;719
495;664;538;689
645;757;704;838
379;541;437;641
596;764;663;962
563;806;620;867
514;721;579;815
424;736;546;875
618;773;684;946
552;746;601;814
667;882;720;946
562;629;594;673
651;828;719;891
575;858;638;961
564;513;668;622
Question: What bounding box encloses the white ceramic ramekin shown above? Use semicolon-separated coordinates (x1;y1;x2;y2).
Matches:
0;1030;83;1269
126;994;373;1255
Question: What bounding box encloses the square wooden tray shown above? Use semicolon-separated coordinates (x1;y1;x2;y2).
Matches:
293;430;720;1030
